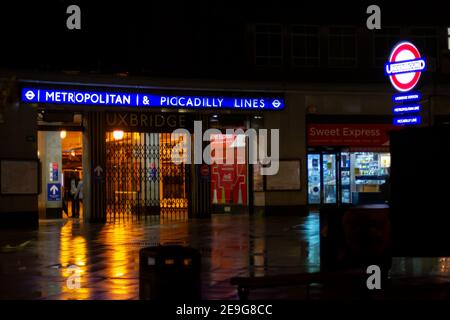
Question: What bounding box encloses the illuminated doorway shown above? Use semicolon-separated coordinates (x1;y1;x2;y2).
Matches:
105;131;189;220
37;130;84;219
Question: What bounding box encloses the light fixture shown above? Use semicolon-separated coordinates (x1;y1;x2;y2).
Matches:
113;130;124;140
60;130;67;139
71;150;76;157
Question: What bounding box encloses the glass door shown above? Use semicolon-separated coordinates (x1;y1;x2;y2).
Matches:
322;153;337;204
340;151;351;203
307;154;321;204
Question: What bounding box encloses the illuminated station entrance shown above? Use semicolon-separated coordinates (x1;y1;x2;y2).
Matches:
105;131;189;220
21;84;285;223
104;112;192;221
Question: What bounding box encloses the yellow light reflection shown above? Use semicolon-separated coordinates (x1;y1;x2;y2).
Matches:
104;223;132;297
60;221;90;299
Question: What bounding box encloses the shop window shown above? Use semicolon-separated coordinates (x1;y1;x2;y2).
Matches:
372;27;401;66
350;152;390;204
254;24;283;66
291;25;320;67
328;26;357;67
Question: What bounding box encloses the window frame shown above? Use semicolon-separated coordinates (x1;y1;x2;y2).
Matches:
253;23;284;67
327;25;358;68
290;24;321;68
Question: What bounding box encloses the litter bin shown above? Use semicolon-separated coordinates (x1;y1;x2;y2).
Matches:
139;245;201;300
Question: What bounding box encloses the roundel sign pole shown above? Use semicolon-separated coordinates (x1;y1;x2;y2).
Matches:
385;41;426;126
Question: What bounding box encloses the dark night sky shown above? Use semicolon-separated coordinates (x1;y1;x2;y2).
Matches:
0;1;449;75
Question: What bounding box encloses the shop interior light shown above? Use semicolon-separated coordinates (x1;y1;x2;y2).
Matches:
113;130;124;140
60;130;67;139
71;150;76;157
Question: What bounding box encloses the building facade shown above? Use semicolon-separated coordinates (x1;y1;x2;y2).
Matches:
2;8;450;226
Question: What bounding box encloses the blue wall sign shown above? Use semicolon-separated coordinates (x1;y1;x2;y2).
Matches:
47;183;61;201
393;116;422;126
21;87;285;110
49;162;58;182
392;104;421;114
392;92;422;104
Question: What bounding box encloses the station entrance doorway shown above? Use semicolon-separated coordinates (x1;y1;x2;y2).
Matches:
105;130;190;220
37;129;84;219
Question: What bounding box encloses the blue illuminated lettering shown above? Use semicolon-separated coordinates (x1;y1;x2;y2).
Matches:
21;87;284;110
46;91;54;100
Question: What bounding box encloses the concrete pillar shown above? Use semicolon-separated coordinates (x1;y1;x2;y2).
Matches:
37;131;63;219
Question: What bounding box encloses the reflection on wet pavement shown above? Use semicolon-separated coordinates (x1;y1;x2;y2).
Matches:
0;214;320;300
0;213;448;300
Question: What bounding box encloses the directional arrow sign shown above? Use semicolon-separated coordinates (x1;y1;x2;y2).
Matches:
94;165;104;177
47;183;61;201
50;185;58;194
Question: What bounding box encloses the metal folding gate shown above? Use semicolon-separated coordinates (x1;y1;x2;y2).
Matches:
105;131;189;220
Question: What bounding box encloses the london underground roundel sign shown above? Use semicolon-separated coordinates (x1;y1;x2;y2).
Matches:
385;41;426;92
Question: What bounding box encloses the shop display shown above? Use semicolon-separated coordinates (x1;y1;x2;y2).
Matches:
307;151;391;205
352;152;390;193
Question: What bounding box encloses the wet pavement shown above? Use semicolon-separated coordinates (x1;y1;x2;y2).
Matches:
0;213;449;300
0;214;320;300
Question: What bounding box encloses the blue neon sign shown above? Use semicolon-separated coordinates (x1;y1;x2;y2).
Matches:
392;92;422;104
392;104;421;114
393;116;421;126
21;88;284;110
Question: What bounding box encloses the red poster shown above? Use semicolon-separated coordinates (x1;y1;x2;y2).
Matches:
210;134;247;205
307;123;397;147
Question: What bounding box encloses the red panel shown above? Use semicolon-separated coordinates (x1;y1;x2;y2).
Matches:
209;134;247;205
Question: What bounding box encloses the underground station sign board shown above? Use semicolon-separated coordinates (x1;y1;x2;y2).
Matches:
21;86;285;111
385;41;426;126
